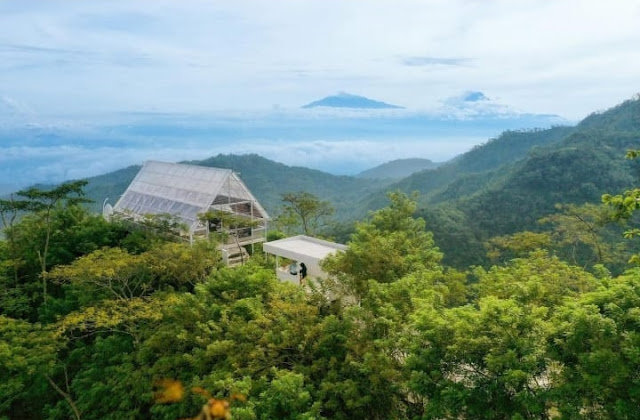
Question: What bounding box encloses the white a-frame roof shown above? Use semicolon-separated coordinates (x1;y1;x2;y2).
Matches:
113;160;269;232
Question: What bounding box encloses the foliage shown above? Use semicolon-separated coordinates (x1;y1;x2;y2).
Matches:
323;192;442;299
199;209;259;262
1;203;130;321
549;272;640;418
485;231;552;263
539;203;617;268
0;189;639;419
603;148;640;264
49;241;221;305
6;97;640;419
276;192;334;236
0;316;61;416
473;250;598;312
140;213;189;235
1;181;92;315
409;296;553;419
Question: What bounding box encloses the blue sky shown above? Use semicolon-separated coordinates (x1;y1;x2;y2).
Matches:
1;0;639;120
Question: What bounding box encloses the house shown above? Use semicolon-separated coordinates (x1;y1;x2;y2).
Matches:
263;235;347;283
109;160;269;264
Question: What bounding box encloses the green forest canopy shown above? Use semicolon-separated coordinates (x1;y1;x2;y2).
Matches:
3;96;640;419
2;173;640;419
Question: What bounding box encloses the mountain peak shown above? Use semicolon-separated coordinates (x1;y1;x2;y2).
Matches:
302;92;404;109
462;91;489;102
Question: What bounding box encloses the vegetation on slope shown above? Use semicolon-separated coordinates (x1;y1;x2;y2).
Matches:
82;154;388;221
34;95;640;274
355;158;441;180
3;186;640;419
403;96;640;269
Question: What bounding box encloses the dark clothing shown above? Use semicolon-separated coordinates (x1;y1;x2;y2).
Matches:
299;263;307;279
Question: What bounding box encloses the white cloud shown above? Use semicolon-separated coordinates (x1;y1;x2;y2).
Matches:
0;1;638;118
0;134;484;191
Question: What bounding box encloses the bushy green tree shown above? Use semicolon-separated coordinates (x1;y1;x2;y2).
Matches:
1;204;129;320
277;192;334;236
549;272;640;418
408;297;553;419
323;192;442;299
474;250;598;309
0;316;63;418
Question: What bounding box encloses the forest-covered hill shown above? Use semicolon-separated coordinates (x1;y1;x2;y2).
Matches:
83;154;391;220
4;96;640;419
73;95;640;269
3;189;640;419
10;95;640;269
355;158;441;180
360;125;575;210
410;96;640;267
81;123;577;224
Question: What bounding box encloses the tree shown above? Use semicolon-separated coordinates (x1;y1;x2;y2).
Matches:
49;241;221;305
14;181;91;273
0;315;63;418
277;192;334;236
2;181;91;314
549;273;640;418
323;192;442;300
602;148;640;263
1;201;129;321
474;250;598;309
485;231;552;263
539;203;615;268
0;195;31;284
199;209;258;264
408;297;553;419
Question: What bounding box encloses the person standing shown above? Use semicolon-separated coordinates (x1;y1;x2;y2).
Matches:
299;262;307;284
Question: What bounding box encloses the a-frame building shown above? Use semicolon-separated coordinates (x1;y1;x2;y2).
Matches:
111;161;269;263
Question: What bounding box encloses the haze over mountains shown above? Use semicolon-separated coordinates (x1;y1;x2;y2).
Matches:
72;93;639;265
4;92;640;299
0;91;567;194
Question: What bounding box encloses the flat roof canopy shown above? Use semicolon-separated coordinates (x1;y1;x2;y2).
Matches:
263;235;347;263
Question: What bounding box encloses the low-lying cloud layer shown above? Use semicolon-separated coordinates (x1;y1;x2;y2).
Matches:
0;137;486;195
0;105;563;193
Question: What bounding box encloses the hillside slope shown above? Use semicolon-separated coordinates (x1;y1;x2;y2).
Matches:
358;125;575;212
460;97;640;236
416;96;640;268
85;154;389;220
356;158;441;180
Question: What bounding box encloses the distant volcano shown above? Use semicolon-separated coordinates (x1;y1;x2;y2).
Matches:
302;92;404;109
461;91;489;102
439;90;565;123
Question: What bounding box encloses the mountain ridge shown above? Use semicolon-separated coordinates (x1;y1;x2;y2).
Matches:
356;158;441;179
83;154;391;220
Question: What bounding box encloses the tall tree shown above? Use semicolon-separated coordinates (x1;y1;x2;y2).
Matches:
0;195;31;284
7;181;91;313
323;192;442;300
549;273;640;418
539;203;614;268
278;192;334;236
408;297;553;419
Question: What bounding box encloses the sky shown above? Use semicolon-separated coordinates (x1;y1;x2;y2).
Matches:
1;0;639;120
